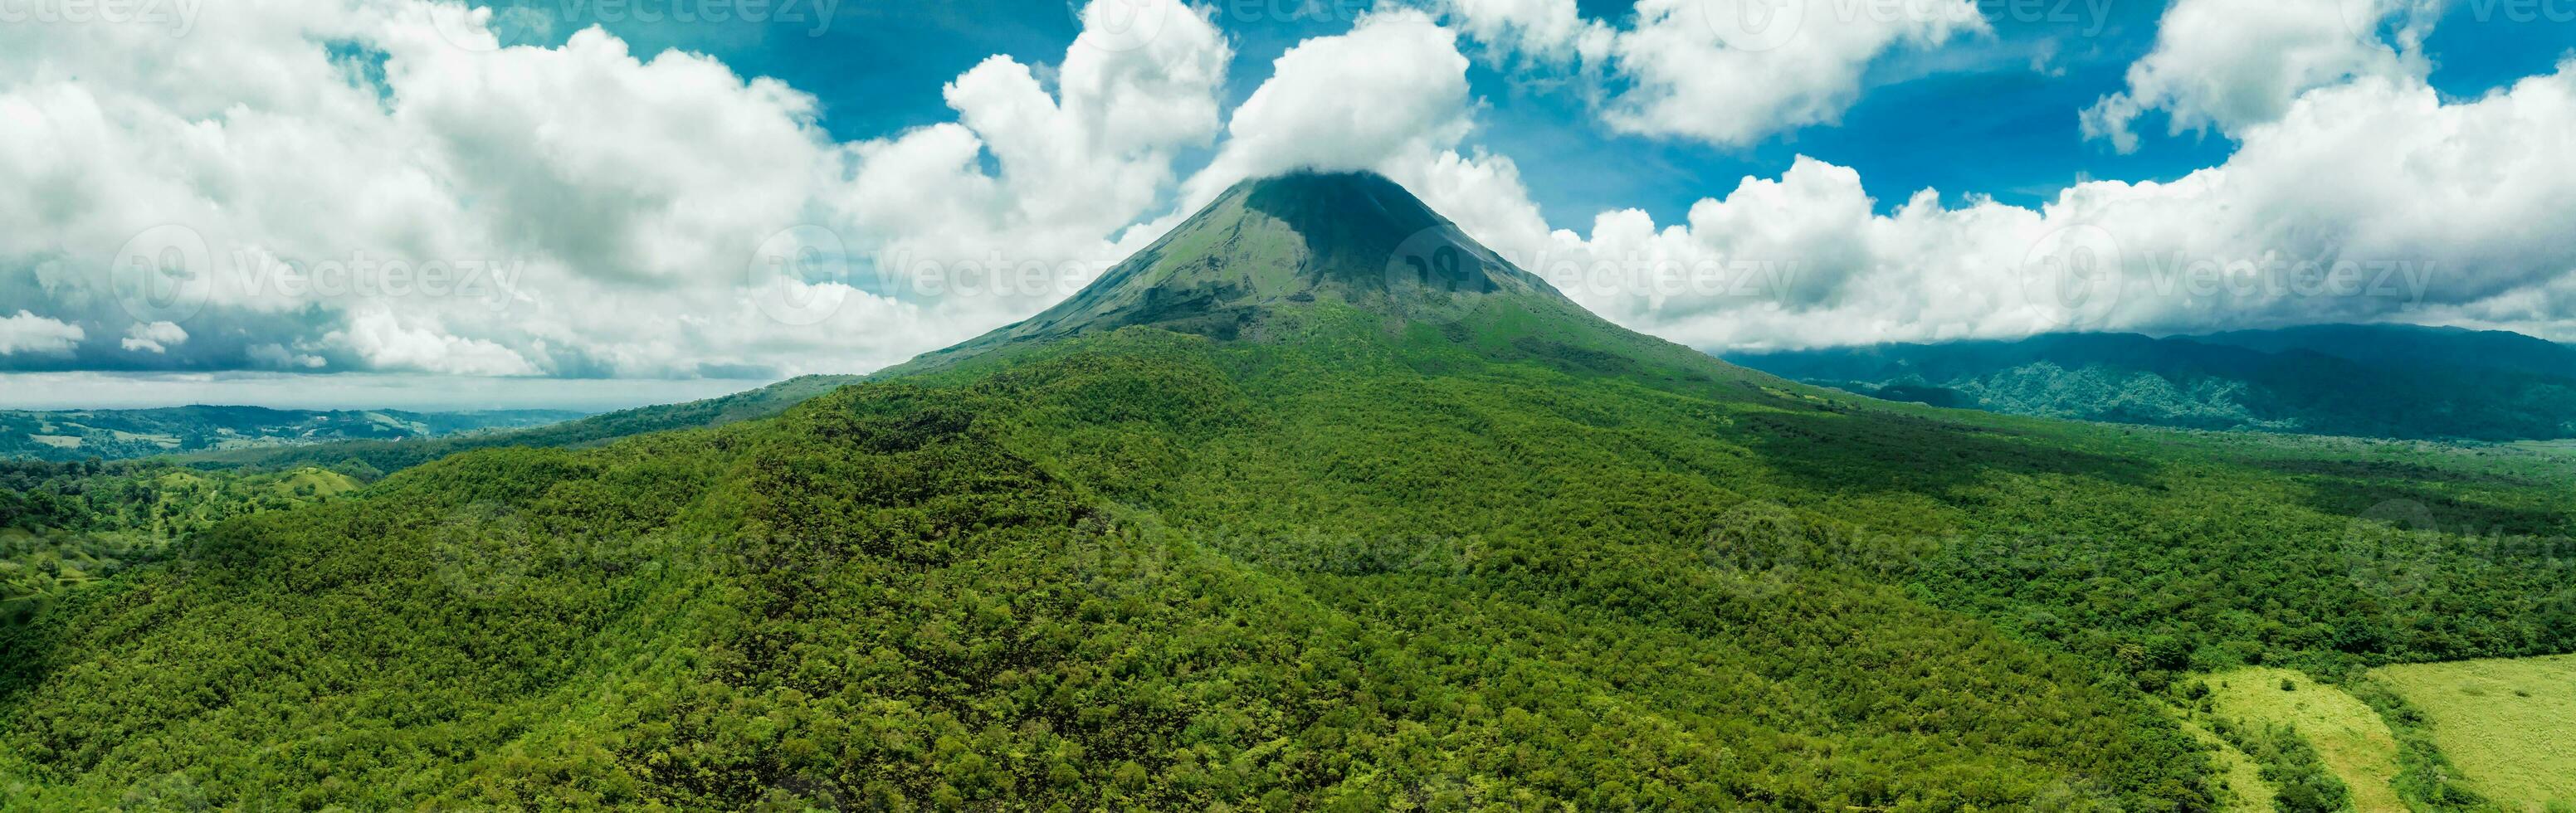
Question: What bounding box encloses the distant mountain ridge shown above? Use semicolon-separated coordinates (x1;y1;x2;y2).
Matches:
0;405;587;462
1729;325;2576;441
2197;323;2576;378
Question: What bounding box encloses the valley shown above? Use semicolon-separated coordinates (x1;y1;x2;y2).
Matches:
0;406;588;462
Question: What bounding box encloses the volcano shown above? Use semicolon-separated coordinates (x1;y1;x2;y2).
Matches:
897;171;1657;372
7;172;2556;812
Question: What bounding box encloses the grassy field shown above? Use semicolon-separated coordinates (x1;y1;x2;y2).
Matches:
2207;667;2407;812
2374;654;2576;811
2174;713;2277;812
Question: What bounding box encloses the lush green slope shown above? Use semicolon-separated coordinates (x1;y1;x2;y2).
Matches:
0;324;2218;810
5;173;2572;810
1729;329;2576;441
0;405;586;462
0;460;362;624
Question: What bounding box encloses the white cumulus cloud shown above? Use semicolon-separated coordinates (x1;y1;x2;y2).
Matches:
1183;10;1471;204
0;312;85;356
0;0;1234;381
1232;11;2576;349
121;321;189;353
10;0;2575;403
1515;62;2576;348
2079;0;2440;152
1437;0;1987;146
326;309;539;376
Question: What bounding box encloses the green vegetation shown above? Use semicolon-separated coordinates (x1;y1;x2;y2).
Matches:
0;460;360;623
2196;669;2400;811
0;324;2221;809
1909;428;2576;677
0;405;584;462
2373;655;2576;808
2341;675;2498;811
2224;722;2347;813
2173;714;2276;813
1730;329;2576;441
2;173;2570;808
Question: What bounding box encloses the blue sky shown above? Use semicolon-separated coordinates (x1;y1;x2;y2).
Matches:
505;0;2559;219
0;0;2571;410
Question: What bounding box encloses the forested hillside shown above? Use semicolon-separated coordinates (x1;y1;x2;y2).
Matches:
4;173;2569;810
1730;330;2576;441
0;460;361;624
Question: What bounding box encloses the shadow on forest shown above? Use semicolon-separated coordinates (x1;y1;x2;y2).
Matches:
2287;477;2573;538
2250;456;2548;489
1735;408;2160;498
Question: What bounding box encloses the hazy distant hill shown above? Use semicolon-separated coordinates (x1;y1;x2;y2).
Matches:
2195;323;2576;378
0;406;588;462
175;374;867;475
1730;326;2576;441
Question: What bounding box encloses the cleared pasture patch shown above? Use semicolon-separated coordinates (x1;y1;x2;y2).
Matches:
2373;654;2576;811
